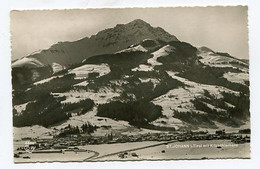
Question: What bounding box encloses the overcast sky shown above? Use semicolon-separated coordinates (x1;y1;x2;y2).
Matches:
11;6;248;60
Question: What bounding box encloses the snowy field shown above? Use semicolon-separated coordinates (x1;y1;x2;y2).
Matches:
13;125;54;140
79;141;162;157
14;150;94;163
95;140;249;161
152;71;239;116
201;120;250;134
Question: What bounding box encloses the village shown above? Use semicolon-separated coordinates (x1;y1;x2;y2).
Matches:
14;128;250;160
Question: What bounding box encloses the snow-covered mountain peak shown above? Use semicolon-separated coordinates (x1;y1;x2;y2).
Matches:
126;19;151;27
93;19;178;44
12;19;179;69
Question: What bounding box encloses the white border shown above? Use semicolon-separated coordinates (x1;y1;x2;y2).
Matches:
1;0;260;169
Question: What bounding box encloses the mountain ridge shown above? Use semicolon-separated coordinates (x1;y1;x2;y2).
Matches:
12;19;178;68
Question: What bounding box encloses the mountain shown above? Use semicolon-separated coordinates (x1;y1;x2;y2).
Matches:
12;19;178;68
12;20;249;138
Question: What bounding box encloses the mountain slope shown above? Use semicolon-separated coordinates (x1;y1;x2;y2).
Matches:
12;20;249;138
13;40;249;135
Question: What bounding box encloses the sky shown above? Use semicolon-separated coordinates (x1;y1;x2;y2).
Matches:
10;6;248;60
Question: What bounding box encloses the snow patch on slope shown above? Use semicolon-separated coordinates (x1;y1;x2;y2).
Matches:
116;45;147;53
52;62;64;73
151;117;185;129
34;77;55;85
166;71;239;99
139;78;160;88
148;45;176;66
132;64;153;72
52;107;131;136
12;57;45;68
201;101;226;112
33;75;64;85
69;64;110;79
197;48;248;71
55;87;120;104
131;44;175;71
223;72;249;85
152;87;197;116
110;80;129;86
13;102;29;115
73;81;89;87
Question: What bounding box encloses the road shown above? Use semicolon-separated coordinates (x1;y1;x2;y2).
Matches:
83;140;177;161
83;150;99;161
